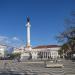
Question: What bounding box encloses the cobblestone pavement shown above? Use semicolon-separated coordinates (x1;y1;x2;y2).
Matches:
0;59;75;75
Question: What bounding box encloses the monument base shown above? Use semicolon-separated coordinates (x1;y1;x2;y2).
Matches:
45;63;64;68
25;47;32;51
45;60;64;68
20;52;31;61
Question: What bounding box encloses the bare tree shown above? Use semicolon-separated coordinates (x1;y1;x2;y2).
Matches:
57;12;75;55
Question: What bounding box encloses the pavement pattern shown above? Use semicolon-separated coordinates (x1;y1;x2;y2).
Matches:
0;59;75;75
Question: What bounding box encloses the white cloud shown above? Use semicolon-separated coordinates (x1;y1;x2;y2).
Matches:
5;40;11;44
0;36;8;41
12;37;19;41
0;36;9;45
0;35;24;47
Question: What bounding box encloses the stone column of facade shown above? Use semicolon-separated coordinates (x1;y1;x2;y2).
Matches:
46;52;47;58
45;52;46;58
47;52;49;59
40;52;43;58
48;52;51;58
43;52;44;59
43;52;45;58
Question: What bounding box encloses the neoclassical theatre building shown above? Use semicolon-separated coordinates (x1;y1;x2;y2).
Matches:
13;17;61;60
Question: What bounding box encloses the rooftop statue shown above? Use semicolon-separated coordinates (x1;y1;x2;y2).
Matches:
27;16;30;22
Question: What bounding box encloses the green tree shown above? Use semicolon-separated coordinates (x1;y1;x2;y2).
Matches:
7;53;21;60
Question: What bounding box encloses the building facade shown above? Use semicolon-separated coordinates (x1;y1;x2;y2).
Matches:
13;45;60;60
32;45;60;60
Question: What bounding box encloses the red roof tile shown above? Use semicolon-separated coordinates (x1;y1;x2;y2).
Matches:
33;45;61;49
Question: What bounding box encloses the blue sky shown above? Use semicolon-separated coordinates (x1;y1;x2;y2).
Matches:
0;0;75;47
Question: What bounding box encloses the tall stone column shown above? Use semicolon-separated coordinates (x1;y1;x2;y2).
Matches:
26;16;31;48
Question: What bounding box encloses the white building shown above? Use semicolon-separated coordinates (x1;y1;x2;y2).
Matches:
0;45;7;58
13;46;25;54
32;45;60;60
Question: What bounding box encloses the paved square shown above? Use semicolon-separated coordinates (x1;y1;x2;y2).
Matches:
0;59;75;75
